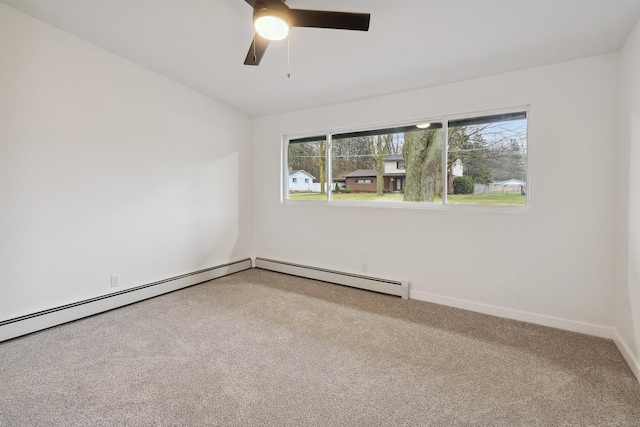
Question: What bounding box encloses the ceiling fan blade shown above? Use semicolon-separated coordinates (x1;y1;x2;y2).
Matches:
244;34;270;65
291;9;370;31
244;0;257;7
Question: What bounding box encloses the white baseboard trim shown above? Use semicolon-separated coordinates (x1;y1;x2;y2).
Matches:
613;329;640;383
410;289;613;339
0;258;252;343
255;257;410;299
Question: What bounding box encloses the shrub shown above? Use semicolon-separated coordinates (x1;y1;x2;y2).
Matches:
453;176;474;194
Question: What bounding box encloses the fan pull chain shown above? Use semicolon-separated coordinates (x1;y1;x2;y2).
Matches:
253;33;257;63
287;35;291;78
284;0;289;78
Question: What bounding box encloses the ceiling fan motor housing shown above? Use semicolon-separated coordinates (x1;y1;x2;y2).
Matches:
253;1;293;27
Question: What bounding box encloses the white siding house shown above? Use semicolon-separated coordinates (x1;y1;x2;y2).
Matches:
384;154;405;174
383;155;463;177
288;170;315;191
451;159;464;177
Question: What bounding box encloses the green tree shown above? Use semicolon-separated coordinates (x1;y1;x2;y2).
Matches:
453;176;474;194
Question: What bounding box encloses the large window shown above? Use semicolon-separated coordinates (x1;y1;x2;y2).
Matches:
284;109;527;207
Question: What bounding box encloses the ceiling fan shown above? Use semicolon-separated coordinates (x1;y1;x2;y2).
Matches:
243;0;371;66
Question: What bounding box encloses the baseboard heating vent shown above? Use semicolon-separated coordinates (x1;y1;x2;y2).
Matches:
0;258;252;343
255;258;409;299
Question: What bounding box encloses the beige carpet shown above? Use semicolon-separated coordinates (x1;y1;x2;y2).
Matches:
1;268;639;426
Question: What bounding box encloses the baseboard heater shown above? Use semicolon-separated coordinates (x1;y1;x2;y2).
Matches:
255;257;409;299
0;258;252;343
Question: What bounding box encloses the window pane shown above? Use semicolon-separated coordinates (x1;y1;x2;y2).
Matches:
446;113;527;205
331;123;443;203
287;137;327;200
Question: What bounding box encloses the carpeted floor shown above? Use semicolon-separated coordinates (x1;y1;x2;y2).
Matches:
1;268;639;426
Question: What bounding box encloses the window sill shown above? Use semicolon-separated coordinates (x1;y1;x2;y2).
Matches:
283;198;529;213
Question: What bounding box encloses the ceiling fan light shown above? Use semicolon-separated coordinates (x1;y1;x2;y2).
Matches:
416;123;431;129
254;9;291;41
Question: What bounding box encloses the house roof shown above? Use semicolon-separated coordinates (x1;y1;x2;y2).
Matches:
384;154;404;162
493;179;526;186
344;169;377;178
289;170;315;179
344;169;406;178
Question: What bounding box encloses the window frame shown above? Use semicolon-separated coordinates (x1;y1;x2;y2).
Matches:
282;106;529;211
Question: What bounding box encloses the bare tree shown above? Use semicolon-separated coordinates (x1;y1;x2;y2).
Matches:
403;129;442;202
288;140;326;193
369;134;392;196
331;137;375;180
448;121;527;187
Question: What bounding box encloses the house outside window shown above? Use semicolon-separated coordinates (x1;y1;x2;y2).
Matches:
288;169;318;193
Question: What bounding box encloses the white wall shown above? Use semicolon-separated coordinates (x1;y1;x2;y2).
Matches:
252;54;619;337
616;17;640;379
0;5;252;321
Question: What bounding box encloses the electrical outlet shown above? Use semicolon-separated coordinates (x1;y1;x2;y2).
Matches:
361;263;368;274
110;274;120;287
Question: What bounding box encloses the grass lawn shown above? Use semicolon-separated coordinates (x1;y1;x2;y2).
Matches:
288;191;525;205
447;192;525;205
289;192;404;202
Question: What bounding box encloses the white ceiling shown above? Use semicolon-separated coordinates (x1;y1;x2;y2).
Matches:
3;0;640;117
